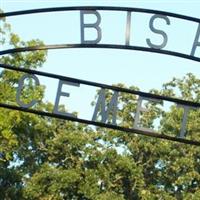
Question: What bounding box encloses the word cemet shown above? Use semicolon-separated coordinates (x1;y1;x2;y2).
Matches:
16;73;196;139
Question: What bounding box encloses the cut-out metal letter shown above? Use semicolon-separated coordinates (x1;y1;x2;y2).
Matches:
146;14;170;49
92;89;119;125
191;24;200;57
16;74;40;108
177;104;195;138
53;80;80;117
80;10;102;44
134;96;162;132
125;11;132;45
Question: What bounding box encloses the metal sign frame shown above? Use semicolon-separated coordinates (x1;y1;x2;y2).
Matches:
1;7;200;146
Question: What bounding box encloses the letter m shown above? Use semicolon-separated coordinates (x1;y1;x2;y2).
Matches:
92;89;119;125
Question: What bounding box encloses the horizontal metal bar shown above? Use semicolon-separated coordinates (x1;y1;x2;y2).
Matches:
0;102;199;146
1;6;200;24
0;63;200;108
1;44;200;63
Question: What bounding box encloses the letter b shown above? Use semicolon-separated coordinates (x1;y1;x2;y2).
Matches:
80;10;102;44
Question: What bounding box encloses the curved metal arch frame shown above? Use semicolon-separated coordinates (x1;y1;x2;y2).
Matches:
1;7;200;146
0;6;200;63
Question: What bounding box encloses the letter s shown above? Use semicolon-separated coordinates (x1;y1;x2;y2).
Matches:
146;14;170;49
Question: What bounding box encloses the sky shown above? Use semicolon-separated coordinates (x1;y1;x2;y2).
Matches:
1;0;200;120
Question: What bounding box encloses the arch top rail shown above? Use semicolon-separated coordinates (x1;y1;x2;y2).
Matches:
0;6;200;24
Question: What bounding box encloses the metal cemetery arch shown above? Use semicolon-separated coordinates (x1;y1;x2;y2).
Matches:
1;6;200;146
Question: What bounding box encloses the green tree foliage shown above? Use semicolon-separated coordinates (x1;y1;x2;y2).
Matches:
0;17;200;200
